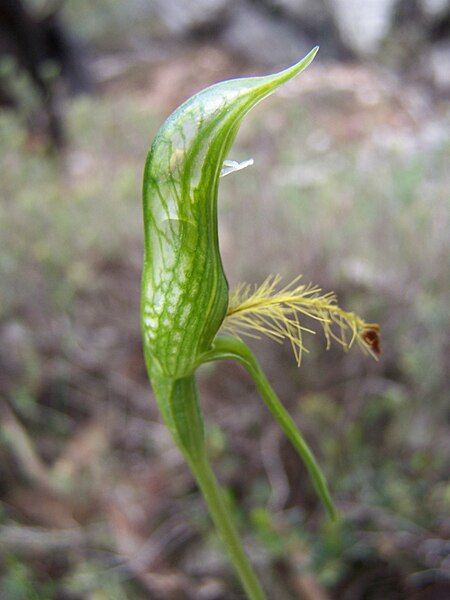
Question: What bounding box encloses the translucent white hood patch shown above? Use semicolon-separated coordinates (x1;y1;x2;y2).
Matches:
220;158;254;177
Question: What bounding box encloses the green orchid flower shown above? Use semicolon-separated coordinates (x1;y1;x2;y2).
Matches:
141;47;379;599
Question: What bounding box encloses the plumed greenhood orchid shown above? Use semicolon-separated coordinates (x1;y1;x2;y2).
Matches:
141;48;379;599
142;49;322;380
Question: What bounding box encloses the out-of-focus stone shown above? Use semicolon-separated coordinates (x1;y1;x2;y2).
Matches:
222;2;311;67
420;0;449;18
257;0;344;58
330;0;398;55
429;42;450;93
151;0;230;36
270;0;330;26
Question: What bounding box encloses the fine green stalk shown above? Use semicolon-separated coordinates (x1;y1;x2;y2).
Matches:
148;370;267;599
186;449;267;600
141;47;379;598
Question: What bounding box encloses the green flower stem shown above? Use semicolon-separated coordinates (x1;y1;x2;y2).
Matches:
148;368;267;600
186;453;267;600
202;337;337;520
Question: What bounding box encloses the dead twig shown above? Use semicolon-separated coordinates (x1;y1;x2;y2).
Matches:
0;397;55;492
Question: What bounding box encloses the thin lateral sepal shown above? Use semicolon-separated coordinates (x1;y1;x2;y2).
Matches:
200;336;338;521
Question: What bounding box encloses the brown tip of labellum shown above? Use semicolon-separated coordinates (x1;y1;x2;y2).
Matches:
362;326;381;357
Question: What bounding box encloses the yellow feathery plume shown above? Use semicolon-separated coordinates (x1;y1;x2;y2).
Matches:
222;275;380;365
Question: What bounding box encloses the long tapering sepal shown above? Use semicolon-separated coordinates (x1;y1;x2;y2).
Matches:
202;336;337;520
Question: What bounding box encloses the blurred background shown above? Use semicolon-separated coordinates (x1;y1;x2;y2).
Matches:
0;1;449;598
